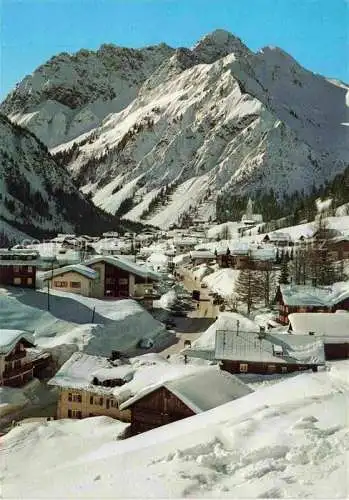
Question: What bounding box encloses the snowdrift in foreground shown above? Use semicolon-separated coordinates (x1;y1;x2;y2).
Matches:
2;362;349;498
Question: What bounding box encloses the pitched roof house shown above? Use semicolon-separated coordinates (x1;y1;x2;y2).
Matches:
275;284;349;324
120;368;252;435
0;330;51;387
215;328;325;375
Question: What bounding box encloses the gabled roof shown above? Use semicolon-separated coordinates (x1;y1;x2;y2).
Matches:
288;312;349;343
120;367;252;413
0;330;35;355
85;256;161;280
278;284;349;307
42;264;98;281
215;330;325;365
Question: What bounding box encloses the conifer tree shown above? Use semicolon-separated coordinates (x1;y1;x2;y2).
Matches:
234;269;264;314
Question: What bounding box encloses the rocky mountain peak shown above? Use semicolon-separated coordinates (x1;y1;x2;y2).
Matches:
192;29;251;63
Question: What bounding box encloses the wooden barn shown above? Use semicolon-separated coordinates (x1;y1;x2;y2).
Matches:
215;328;325;375
119;368;252;436
288;312;349;360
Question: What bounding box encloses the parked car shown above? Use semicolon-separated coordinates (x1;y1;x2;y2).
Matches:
200;283;208;288
138;338;154;349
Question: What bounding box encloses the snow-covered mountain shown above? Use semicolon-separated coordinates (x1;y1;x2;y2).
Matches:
0;114;118;239
2;30;349;229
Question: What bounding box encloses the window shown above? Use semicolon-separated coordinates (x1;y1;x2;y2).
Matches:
239;363;248;373
68;409;72;418
69;410;82;419
90;396;93;405
27;278;33;285
13;266;20;273
14;360;21;370
99;397;103;406
118;278;128;285
73;394;82;403
68;393;72;402
106;399;110;409
267;365;276;373
54;281;68;288
281;366;288;373
106;278;116;285
27;266;33;273
13;277;22;285
70;281;81;288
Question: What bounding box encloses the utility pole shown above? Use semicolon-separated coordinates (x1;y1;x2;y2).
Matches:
47;259;54;311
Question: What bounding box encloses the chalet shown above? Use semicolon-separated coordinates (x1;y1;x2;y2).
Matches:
216;247;275;270
85;256;161;307
0;330;51;387
48;352;132;421
174;237;199;254
215;328;325;375
288;312;349;360
190;250;216;266
0;249;38;288
42;256;161;307
275;284;349;325
263;232;293;247
42;264;98;297
119;368;252;436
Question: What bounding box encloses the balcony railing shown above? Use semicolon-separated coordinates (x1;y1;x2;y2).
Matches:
3;363;33;380
5;350;26;362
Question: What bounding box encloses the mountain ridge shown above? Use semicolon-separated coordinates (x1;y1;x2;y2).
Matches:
1;30;348;229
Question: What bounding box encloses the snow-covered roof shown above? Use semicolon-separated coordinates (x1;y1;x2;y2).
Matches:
190;250;215;259
215;330;325;365
85;256;161;281
48;352;132;394
268;232;292;241
41;264;98;281
250;248;276;261
279;284;349;307
120;367;252;412
0;330;35;355
288;312;349;343
91;366;134;383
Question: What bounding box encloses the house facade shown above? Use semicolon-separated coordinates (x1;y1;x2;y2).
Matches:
215;329;325;375
275;284;349;325
49;352;132;421
120;368;252;436
44;264;97;296
0;330;51;387
0;249;38;288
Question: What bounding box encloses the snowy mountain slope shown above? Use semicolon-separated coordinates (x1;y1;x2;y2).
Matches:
0;114;119;238
3;363;349;498
1;44;174;147
2;30;348;229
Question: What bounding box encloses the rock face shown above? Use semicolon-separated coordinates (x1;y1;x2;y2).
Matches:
0;114;117;239
2;30;349;229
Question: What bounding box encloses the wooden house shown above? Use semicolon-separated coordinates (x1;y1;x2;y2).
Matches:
215;328;325;375
275;284;349;325
0;249;38;288
288;312;349;360
85;256;161;307
0;330;51;387
119;368;252;436
326;236;349;261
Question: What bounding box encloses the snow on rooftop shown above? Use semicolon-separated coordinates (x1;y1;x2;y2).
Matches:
85;255;161;280
279;282;349;307
42;263;98;281
289;312;349;342
215;330;325;365
0;329;34;354
3;361;349;498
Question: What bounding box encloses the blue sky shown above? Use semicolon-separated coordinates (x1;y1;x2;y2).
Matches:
1;0;348;99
